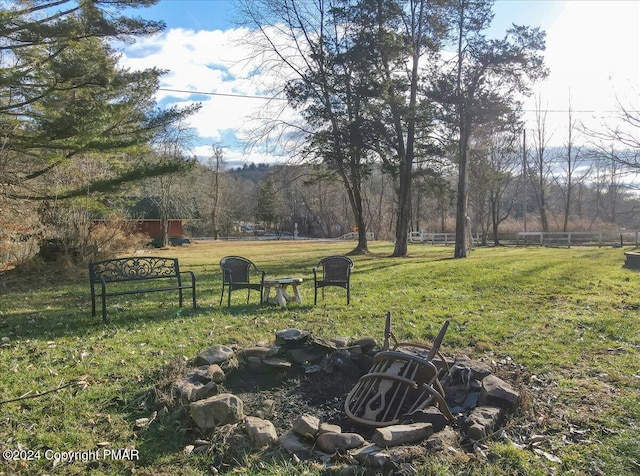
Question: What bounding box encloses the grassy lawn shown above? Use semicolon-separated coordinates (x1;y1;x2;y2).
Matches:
0;240;639;475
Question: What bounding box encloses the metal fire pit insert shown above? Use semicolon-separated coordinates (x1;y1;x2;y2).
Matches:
345;313;454;427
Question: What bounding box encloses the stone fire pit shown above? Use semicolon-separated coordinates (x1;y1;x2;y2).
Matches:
157;323;521;474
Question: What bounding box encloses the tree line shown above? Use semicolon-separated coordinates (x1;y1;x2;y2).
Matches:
157;140;640;245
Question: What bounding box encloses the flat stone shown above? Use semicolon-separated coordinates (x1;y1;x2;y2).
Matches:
275;328;310;346
351;337;377;353
292;414;320;439
192;381;219;401
371;423;433;447
309;336;339;350
351;444;392;468
400;407;449;432
185;364;225;384
319;422;342;435
189;393;244;429
464;406;504;441
262;357;292;368
331;337;350;348
244;416;278;448
479;375;519;408
238;346;272;360
172;379;198;402
194;345;235;366
287;346;326;363
279;430;314;457
316;432;365;453
454;359;493;380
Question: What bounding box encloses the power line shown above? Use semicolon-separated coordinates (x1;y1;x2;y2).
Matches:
158;88;635;114
158;87;287;100
521;109;622;114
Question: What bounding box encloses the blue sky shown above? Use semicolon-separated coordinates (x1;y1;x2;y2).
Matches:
121;0;640;164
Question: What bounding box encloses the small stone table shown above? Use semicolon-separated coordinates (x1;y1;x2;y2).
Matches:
263;278;303;307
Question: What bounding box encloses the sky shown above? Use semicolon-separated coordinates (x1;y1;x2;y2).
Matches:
120;0;640;165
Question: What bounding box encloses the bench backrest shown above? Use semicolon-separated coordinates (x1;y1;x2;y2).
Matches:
89;257;180;283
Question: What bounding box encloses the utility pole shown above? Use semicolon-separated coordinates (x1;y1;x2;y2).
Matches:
523;129;528;233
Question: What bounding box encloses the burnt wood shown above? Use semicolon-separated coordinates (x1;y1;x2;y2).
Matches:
89;256;196;322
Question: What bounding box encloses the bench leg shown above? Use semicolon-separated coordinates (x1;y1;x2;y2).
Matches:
293;284;303;304
101;294;107;323
276;286;287;307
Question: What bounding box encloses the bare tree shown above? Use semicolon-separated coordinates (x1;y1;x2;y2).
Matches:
469;128;520;245
207;146;226;240
238;0;374;254
553;102;590;231
146;119;196;247
529;96;553;232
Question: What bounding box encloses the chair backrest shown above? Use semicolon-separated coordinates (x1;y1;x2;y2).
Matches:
318;255;354;282
220;256;255;284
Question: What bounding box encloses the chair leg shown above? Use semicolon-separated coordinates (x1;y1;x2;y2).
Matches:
220;285;225;306
347;285;350;304
314;285;318;305
228;287;232;307
246;288;250;304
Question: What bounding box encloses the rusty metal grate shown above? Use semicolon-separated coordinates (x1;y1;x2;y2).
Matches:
344;313;454;427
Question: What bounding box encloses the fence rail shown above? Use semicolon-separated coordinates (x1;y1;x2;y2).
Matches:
338;231;375;241
407;230;639;247
408;231;480;245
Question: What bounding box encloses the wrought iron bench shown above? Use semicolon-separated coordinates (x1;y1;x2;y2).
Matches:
89;257;196;322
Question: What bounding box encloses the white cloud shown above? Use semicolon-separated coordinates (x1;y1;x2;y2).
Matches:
523;1;640;143
119;27;298;163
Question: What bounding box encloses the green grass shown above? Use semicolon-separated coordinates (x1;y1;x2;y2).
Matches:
1;241;639;475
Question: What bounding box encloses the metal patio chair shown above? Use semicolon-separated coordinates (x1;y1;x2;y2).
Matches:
312;255;354;305
219;256;266;307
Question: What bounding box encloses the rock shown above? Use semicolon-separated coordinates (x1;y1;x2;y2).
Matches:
172;379;199;402
275;328;310;346
479;375;519;408
309;336;339;350
400;407;449;432
371;423;433;447
351;337;377;353
464;406;504;441
185;364;225;384
453;359;493;380
292;414;320;439
316;432;365;453
194;345;235;366
193;381;219;401
324;350;363;380
351;444;392;468
207;364;226;382
287;346;326;364
279;430;314;457
189;393;244;429
331;337;350;348
244;416;278;448
237;346;272;360
319;422;342;435
431;354;456;372
262;357;292;368
259;399;275;417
